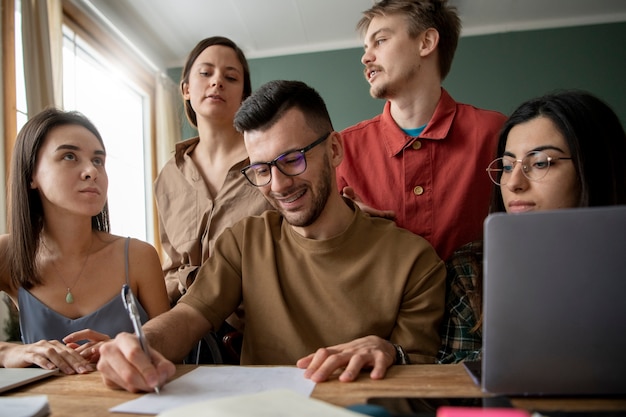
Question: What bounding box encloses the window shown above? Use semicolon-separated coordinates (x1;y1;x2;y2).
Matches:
62;26;153;241
14;2;27;131
8;1;157;244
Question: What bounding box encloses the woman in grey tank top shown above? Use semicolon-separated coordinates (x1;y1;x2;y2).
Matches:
0;109;169;375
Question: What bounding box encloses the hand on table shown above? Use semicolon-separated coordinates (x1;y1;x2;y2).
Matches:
296;335;396;383
1;340;95;374
96;332;176;393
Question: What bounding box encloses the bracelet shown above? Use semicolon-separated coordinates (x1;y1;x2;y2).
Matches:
392;343;410;365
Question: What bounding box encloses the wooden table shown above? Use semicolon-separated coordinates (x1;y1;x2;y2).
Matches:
5;364;626;416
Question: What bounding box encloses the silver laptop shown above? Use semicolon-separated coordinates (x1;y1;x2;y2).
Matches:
481;205;626;396
0;368;57;393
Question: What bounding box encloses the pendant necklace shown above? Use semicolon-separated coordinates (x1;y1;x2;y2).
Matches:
50;240;93;304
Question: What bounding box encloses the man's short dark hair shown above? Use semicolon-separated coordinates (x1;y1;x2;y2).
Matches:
234;80;334;135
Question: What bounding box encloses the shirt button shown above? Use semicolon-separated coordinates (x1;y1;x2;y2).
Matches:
411;141;422;150
413;186;424;195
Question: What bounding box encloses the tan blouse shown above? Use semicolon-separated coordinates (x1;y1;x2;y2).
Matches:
154;137;272;308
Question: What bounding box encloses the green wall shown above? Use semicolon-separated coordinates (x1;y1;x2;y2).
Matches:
447;22;626;123
169;21;626;137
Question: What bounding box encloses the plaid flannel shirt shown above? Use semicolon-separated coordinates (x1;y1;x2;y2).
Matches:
438;240;483;364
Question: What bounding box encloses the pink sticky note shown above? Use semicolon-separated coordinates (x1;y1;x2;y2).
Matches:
437;406;531;417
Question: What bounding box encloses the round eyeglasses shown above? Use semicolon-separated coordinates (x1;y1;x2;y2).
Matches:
241;132;331;187
486;151;573;186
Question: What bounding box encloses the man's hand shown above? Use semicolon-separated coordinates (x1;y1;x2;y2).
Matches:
296;335;396;383
342;187;395;220
96;332;176;393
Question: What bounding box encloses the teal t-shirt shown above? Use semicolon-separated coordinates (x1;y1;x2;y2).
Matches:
402;124;427;137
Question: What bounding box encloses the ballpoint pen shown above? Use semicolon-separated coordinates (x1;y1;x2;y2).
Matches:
121;284;160;395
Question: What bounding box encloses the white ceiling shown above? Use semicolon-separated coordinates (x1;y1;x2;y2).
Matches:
75;0;626;71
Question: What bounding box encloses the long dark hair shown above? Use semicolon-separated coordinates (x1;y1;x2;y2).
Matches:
8;108;110;289
180;36;252;128
491;90;626;213
470;90;626;332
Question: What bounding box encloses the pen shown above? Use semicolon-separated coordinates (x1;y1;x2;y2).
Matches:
121;284;160;395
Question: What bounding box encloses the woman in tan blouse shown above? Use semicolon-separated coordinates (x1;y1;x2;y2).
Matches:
153;37;271;362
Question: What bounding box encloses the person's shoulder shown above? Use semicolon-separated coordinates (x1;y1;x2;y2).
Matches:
235;209;279;222
448;240;483;261
126;236;157;252
455;101;507;122
97;234;158;259
112;237;163;276
443;90;506;122
155;137;199;176
358;211;437;251
154;155;180;188
227;210;282;233
341;113;384;137
445;240;483;289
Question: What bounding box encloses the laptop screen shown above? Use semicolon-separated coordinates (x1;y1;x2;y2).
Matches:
482;205;626;395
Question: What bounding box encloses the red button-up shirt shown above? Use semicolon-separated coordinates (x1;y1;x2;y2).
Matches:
337;89;506;260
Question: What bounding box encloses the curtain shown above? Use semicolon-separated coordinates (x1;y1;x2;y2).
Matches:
21;0;62;116
155;72;181;170
0;8;5;235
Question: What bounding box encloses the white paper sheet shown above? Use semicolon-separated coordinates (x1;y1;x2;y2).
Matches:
110;366;316;415
0;395;50;417
157;389;363;417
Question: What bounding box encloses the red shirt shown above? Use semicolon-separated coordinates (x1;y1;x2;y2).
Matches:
337;89;506;260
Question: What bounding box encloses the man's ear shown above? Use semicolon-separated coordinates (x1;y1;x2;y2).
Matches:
329;131;344;168
419;28;439;57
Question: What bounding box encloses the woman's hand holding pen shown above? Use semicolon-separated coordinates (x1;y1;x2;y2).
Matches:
97;332;176;393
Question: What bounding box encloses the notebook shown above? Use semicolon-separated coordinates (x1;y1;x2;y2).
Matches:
0;368;58;394
480;205;626;396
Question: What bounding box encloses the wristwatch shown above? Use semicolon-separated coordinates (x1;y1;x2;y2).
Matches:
392;343;410;365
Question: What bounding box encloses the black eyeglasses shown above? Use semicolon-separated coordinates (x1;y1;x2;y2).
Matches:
241;132;331;187
486;151;573;186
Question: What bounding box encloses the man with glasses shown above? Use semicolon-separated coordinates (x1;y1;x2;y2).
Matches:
97;80;445;392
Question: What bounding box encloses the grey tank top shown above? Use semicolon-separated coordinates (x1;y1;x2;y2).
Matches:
18;237;149;344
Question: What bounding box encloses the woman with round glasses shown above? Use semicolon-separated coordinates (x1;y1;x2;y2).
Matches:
438;90;626;364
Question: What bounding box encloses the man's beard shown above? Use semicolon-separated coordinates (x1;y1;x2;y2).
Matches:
370;82;389;99
275;155;332;228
